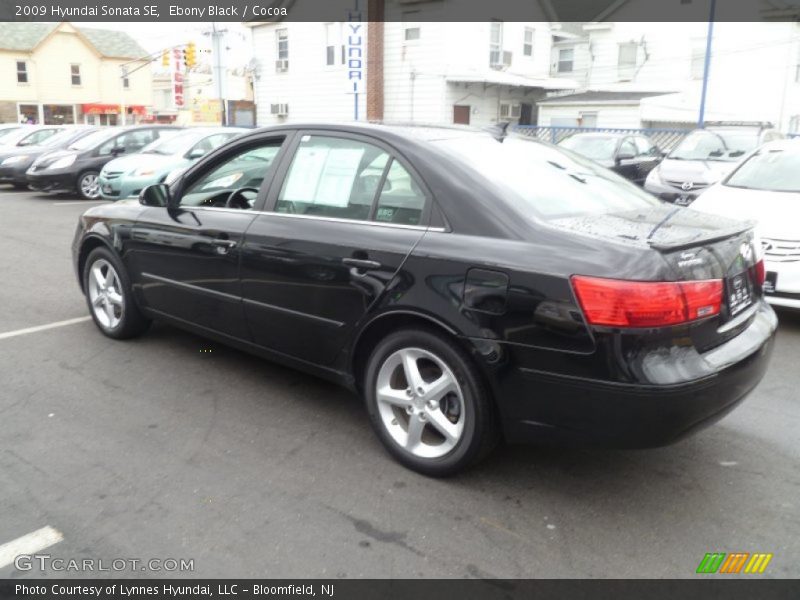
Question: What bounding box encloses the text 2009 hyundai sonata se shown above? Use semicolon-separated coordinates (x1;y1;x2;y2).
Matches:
72;123;776;476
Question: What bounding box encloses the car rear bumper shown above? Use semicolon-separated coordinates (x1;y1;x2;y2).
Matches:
492;301;777;447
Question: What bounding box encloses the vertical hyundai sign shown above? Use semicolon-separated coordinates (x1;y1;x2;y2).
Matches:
346;1;364;121
173;48;185;109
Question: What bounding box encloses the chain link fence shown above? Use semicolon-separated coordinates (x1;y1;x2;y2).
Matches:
513;126;691;152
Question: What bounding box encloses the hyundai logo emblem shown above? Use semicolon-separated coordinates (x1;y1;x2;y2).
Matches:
681;181;694;191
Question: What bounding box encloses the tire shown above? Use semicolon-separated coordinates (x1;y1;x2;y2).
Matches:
76;170;100;200
82;246;150;339
364;328;498;477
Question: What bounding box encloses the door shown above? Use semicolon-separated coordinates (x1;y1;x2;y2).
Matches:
613;137;640;182
453;105;471;125
126;136;288;339
239;132;430;365
631;135;662;185
519;103;533;126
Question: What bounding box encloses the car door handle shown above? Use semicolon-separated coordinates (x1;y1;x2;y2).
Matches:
343;258;382;271
212;239;237;248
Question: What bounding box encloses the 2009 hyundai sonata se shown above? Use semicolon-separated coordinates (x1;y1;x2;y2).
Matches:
72;123;776;476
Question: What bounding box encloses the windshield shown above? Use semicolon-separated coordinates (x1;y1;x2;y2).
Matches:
40;128;90;147
669;130;758;161
725;146;800;192
0;127;20;142
435;135;660;221
68;128;118;151
142;131;205;155
558;135;617;161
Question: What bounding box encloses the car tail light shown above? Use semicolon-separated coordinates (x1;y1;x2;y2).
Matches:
754;259;766;288
571;276;723;328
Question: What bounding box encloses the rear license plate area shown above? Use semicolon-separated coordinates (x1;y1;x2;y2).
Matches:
764;271;778;295
727;272;754;316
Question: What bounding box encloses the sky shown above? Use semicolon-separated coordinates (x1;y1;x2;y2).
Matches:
79;22;253;70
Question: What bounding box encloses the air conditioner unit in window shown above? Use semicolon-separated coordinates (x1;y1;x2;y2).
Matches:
270;103;289;117
275;59;289;72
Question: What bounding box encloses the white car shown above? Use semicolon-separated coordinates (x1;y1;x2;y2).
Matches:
691;139;800;310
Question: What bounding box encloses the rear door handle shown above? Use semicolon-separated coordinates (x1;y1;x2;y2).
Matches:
211;239;237;255
343;258;382;271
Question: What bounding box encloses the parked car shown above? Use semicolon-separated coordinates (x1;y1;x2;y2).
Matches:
645;125;783;206
72;123;776;476
0;126;98;189
558;132;663;185
98;127;247;200
0;125;61;149
27;125;182;200
691;139;800;311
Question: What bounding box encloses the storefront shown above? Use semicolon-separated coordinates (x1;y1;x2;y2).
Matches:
43;104;76;124
81;103;149;125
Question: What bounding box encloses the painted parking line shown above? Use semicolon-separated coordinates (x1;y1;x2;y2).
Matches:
0;526;63;569
0;316;91;341
53;200;109;206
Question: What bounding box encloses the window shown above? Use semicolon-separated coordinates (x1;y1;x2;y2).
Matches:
691;37;706;79
374;160;426;225
123;73;130;88
490;21;503;65
276;28;289;61
617;42;637;81
325;23;343;65
277;135;425;225
98;130;157;156
403;11;420;41
557;47;574;73
16;61;28;84
579;112;598;128
499;102;521;119
523;28;534;57
634;136;658;156
618;138;637;158
70;64;81;86
795;44;800;83
181;142;283;208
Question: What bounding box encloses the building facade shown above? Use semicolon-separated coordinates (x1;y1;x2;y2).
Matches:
0;22;152;125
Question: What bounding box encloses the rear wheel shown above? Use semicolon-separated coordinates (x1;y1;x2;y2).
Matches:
77;171;100;200
83;246;150;339
364;328;497;476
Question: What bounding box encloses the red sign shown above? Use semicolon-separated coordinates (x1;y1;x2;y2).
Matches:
173;48;184;108
82;103;120;115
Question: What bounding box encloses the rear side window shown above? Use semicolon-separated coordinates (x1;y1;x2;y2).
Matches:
276;135;426;225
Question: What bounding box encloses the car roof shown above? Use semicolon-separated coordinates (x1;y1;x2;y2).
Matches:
240;121;491;144
750;139;799;152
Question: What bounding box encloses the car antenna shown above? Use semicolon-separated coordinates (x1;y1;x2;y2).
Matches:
485;121;511;143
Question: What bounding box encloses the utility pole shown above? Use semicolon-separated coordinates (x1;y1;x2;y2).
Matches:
210;22;228;126
697;0;716;128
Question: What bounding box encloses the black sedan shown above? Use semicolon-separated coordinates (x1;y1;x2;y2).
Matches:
27;125;182;200
71;123;776;476
0;126;98;189
558;132;663;185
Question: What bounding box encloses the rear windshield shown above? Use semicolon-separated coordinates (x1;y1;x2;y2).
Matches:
669;130;758;161
558;135;617;161
725;146;800;192
435;135;660;220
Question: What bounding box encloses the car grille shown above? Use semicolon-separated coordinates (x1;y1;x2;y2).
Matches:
103;171;123;180
665;180;709;191
763;238;800;263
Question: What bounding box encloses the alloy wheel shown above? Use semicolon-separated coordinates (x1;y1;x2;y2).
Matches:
375;347;465;459
87;259;124;329
80;173;100;199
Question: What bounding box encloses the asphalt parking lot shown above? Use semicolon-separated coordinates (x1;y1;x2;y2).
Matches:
0;187;798;579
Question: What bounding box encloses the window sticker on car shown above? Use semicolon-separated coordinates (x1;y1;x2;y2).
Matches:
283;146;365;207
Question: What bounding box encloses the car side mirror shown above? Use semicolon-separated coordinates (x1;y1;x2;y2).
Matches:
111;146;125;156
188;148;206;159
139;183;171;207
616;150;635;163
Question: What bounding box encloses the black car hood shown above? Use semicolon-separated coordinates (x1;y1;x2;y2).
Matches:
33;149;79;168
548;205;753;251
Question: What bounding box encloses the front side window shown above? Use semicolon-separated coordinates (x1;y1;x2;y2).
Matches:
725;146;800;192
558;135;617;161
276;135;426;225
558;47;574;72
98;130;156;156
71;64;81;86
181;141;283;208
16;61;28;83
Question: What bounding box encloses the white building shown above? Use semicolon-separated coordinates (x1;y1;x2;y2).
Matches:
539;22;800;132
247;18;579;128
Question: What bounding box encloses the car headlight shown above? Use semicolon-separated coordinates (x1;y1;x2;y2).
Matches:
1;155;28;165
48;155;76;169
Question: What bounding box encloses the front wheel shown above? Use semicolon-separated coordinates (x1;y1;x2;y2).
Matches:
83;246;150;339
77;171;100;200
364;328;497;477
